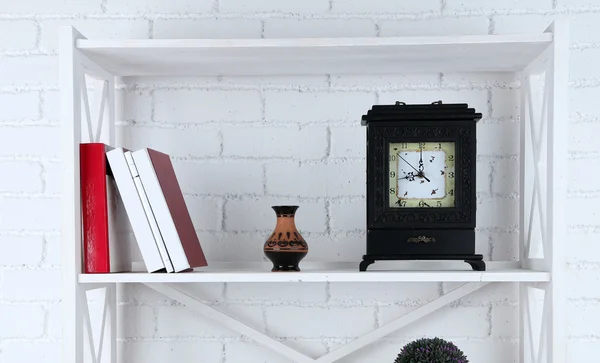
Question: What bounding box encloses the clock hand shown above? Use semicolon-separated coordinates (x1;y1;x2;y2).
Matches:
399;155;431;182
398;155;420;174
398;172;416;181
418;144;424;172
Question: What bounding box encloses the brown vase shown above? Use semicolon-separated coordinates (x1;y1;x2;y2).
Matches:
264;205;308;272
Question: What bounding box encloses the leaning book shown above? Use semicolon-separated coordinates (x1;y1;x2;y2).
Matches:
106;147;166;273
131;148;207;272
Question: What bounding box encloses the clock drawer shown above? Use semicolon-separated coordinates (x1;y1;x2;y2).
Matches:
366;229;475;255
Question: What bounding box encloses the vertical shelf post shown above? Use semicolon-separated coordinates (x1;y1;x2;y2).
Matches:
545;19;569;363
61;25;118;363
60;26;85;363
518;19;569;363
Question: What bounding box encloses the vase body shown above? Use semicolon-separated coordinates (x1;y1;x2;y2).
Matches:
264;206;308;272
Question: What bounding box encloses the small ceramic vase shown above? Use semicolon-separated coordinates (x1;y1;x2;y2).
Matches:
264;205;308;272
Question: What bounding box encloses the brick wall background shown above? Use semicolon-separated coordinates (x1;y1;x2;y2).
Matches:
0;0;597;362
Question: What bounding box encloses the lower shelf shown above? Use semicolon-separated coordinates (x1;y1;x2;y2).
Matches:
78;262;550;283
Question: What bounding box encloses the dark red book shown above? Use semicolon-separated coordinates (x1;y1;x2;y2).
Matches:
80;143;130;273
131;148;207;271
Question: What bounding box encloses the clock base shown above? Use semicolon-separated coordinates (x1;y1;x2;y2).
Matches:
359;254;485;272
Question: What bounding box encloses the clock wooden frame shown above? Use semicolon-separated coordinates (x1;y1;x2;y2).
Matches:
368;121;476;229
361;103;484;272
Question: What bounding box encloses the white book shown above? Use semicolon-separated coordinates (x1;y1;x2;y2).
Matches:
124;151;175;273
131;149;191;272
106;147;165;273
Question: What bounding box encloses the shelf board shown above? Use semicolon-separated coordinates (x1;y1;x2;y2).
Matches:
76;33;553;76
78;262;550;283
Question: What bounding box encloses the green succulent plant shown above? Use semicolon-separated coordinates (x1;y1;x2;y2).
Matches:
394;337;468;363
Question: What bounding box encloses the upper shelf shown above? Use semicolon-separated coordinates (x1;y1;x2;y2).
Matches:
76;33;553;76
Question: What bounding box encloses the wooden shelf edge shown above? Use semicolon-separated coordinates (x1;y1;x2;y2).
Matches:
79;263;550;284
76;33;553;50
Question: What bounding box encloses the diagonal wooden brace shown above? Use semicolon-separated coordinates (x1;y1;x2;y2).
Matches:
315;282;488;363
145;283;316;363
146;282;488;363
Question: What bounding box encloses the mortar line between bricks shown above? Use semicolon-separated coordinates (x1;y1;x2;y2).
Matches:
1;264;60;271
324;199;332;234
0;51;55;58
487;234;494;260
0;155;60;163
116;335;506;344
568;261;600;269
260;19;265;38
486;306;493;337
0;192;61;199
0;120;60;127
0;7;596;20
40;235;50;266
33;19;42;51
149;89;156;122
38;160;47;194
42;305;50;338
181;193;365;203
220;342;226;363
488;16;495;35
0;300;60;307
220;199;228;231
0;337;61;343
0;86;59;92
148;19;155;39
119;84;507;92
37;90;44;120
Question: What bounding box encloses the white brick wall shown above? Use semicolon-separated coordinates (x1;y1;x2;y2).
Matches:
0;93;39;121
154;19;263;39
0;21;37;51
0;1;596;362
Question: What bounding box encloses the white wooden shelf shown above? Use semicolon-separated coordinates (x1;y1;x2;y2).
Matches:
79;268;550;284
76;33;553;76
61;21;569;363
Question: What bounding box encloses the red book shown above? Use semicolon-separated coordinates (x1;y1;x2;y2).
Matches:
80;143;131;273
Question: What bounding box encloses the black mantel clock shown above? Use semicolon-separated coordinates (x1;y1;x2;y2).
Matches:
359;101;485;272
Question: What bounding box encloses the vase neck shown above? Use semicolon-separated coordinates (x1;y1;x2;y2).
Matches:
275;214;297;229
271;205;298;217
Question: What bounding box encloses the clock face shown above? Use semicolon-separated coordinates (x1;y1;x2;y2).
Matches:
388;142;456;208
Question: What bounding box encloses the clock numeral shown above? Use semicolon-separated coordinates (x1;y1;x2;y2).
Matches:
448;172;455;178
389;188;396;194
438;143;442;149
437;201;442;207
448;155;454;161
448;189;454;196
390;171;396;178
419;142;425;148
418;201;427;208
390;154;396;161
401;143;408;149
396;200;406;207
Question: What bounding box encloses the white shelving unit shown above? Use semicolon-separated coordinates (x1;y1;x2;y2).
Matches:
61;21;568;363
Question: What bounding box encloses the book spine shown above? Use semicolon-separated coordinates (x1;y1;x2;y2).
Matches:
80;144;110;274
106;148;165;273
124;152;175;273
